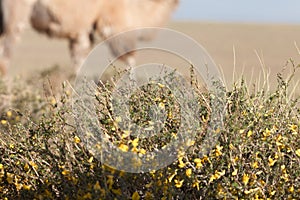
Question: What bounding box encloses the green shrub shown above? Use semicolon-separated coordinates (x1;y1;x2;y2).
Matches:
0;63;299;199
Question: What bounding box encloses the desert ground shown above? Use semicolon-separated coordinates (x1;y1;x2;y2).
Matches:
8;21;300;93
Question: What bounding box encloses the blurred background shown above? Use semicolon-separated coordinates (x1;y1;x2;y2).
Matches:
9;0;300;92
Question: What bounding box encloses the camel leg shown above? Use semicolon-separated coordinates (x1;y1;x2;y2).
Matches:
0;0;17;76
0;30;18;76
0;58;6;76
101;29;137;67
0;0;33;76
69;33;91;73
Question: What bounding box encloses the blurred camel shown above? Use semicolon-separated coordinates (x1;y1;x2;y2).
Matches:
0;0;179;76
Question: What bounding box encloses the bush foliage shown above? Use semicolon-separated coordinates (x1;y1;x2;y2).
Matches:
0;63;299;200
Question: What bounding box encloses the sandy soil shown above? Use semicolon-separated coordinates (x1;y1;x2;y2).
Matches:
168;22;300;89
8;21;300;93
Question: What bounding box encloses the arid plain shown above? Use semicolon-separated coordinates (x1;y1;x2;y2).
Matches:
8;21;300;94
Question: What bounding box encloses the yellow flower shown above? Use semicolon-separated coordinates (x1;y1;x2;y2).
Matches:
201;115;208;122
174;179;184;188
88;156;94;163
24;163;30;172
263;128;271;137
215;145;223;157
244;189;251;195
132;191;140;200
209;170;225;183
121;130;131;139
288;124;298;133
168;111;173;119
139;148;146;155
74;136;81;144
209;175;215;183
218;170;226;177
242;173;250;185
115;116;122;123
186;139;195;146
132;138;139;148
168;171;177;182
29;161;38;170
194;158;202;169
259;180;266;186
186;168;192;178
154;97;161;102
158;102;165;110
276;139;284;147
270;191;276;196
119;144;129;152
192;181;200;190
247;130;253;137
61;170;70;176
50;97;57;106
0;168;3;178
178;161;185;168
232;156;239;164
171;132;177;139
276;134;282;141
1;120;7;125
295;149;300;157
281;173;289;182
0;164;3;170
178;157;185;168
289;186;294;193
268;157;276;167
112;188;122;196
158;83;165;88
232;169;238;176
252;161;259;169
15;183;23;191
244;188;259;195
131;147;138;153
202;155;210;163
178;150;185;157
6;111;12;118
23;184;32;190
6;172;14;184
217;184;225;195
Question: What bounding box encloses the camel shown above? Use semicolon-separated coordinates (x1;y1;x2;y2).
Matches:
0;0;179;76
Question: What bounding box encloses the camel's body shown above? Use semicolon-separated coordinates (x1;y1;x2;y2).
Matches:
0;0;179;75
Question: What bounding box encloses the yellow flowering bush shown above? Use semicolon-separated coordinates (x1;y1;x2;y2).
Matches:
0;63;299;199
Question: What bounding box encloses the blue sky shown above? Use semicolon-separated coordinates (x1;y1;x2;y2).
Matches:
173;0;300;24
